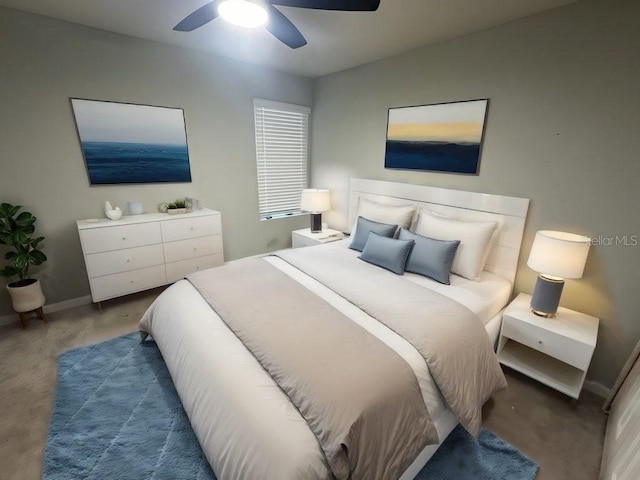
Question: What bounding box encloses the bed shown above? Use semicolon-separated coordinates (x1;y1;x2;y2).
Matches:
139;178;530;480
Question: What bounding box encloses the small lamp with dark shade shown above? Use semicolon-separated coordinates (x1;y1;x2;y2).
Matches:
527;230;591;318
300;189;331;233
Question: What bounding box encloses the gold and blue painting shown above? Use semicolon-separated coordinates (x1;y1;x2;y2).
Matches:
384;99;489;175
71;98;192;185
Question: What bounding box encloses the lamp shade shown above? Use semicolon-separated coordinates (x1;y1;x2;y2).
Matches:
527;230;591;279
300;189;331;213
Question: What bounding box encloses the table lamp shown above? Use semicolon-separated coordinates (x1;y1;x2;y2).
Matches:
527;230;591;317
300;189;330;233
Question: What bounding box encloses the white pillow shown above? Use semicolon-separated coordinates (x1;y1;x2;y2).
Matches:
352;197;416;237
413;210;498;280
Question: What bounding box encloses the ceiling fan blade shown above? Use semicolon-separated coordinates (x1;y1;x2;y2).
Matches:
270;0;380;11
173;1;221;32
265;5;307;49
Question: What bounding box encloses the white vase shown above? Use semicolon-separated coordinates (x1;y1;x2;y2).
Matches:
6;278;46;313
127;201;143;215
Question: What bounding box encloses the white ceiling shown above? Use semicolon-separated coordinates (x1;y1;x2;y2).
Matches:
1;0;576;77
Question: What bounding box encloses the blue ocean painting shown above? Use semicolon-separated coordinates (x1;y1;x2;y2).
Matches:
384;140;480;174
82;141;192;185
71;99;192;185
384;99;488;175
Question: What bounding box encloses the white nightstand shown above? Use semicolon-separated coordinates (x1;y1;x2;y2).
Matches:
497;293;599;400
291;228;344;248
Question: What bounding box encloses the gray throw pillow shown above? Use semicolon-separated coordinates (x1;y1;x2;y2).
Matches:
358;232;415;275
349;216;398;252
398;228;460;284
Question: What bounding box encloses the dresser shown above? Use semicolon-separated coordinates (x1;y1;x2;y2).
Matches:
77;209;224;303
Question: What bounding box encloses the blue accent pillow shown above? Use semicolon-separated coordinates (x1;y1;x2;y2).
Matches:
398;228;460;284
358;232;415;275
349;216;398;252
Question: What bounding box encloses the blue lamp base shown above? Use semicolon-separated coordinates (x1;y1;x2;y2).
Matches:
309;213;322;233
530;275;564;318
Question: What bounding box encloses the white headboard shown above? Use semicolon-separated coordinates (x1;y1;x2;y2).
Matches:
349;178;530;285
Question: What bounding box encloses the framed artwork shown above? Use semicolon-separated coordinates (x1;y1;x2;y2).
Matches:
70;98;192;185
384;99;489;175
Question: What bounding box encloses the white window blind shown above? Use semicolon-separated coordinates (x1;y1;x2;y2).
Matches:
254;99;310;220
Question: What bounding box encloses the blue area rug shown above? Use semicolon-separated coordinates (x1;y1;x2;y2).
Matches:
416;425;538;480
44;333;538;479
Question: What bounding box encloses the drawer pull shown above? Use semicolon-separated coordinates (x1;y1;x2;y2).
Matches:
538;340;543;345
190;227;194;231
122;237;126;241
130;280;135;284
126;259;130;263
193;247;197;251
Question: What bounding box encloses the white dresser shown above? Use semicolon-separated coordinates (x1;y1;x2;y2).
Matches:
77;209;224;302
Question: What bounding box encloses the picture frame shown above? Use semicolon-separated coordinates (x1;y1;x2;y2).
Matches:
384;99;489;175
70;98;192;185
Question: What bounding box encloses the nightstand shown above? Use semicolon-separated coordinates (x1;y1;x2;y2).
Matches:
497;293;599;400
291;228;344;248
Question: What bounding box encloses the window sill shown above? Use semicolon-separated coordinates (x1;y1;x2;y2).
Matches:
260;212;306;221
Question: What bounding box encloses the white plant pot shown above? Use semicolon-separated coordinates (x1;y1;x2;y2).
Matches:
6;278;46;313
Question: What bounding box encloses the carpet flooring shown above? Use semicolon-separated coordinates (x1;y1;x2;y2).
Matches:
44;333;537;480
0;288;607;480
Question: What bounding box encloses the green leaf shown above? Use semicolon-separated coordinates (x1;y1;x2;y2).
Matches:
29;250;47;265
0;266;20;278
15;211;36;228
0;203;21;218
4;251;17;261
14;253;30;270
10;230;28;245
30;237;45;248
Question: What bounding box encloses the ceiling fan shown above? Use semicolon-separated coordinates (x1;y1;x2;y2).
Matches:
173;0;381;49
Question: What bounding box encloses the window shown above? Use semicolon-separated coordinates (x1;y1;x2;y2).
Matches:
254;99;310;220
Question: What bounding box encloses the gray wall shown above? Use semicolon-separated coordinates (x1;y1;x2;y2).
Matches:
0;7;310;316
311;0;640;389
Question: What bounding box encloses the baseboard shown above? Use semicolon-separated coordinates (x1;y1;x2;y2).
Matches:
584;380;610;399
0;295;93;326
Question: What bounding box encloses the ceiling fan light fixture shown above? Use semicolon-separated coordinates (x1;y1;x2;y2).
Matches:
217;0;268;29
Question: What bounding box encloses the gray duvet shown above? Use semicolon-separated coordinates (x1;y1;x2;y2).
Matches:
187;245;506;480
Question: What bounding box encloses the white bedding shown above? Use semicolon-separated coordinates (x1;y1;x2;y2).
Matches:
329;238;512;325
406;271;511;325
139;243;511;479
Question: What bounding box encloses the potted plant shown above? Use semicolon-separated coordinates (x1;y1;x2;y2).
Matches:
0;203;47;327
166;198;188;215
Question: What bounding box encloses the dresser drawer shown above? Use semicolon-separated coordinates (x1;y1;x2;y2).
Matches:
165;254;224;283
161;215;221;243
89;264;167;301
163;235;223;264
501;315;593;369
85;244;164;278
81;222;162;254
